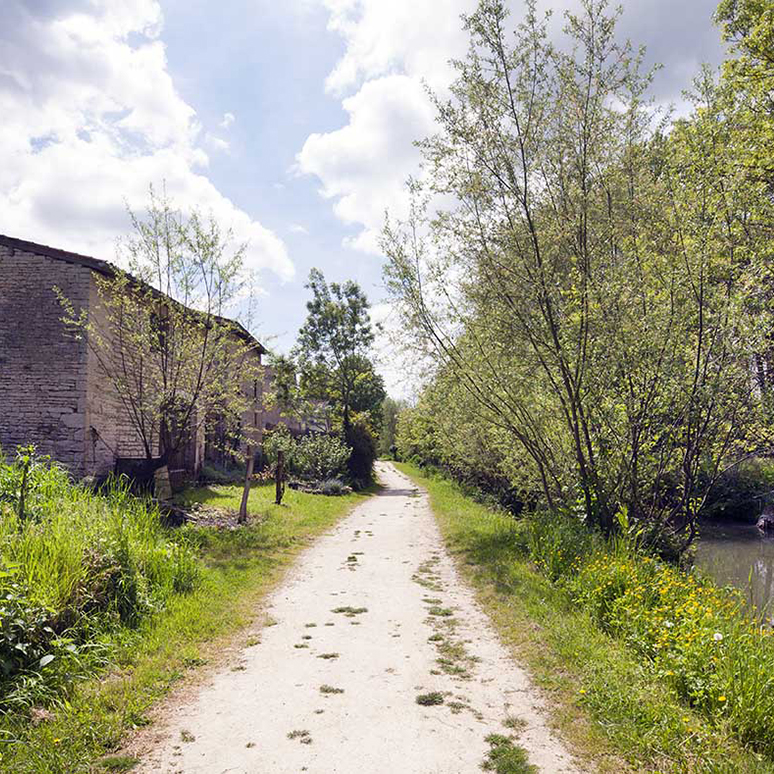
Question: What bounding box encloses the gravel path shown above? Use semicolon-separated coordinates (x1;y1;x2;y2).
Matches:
136;462;580;773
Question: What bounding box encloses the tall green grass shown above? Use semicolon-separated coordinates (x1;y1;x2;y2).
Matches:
3;476;370;773
397;462;773;773
0;450;199;715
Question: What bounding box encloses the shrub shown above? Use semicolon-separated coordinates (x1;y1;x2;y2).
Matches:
527;511;774;758
295;434;350;481
702;458;774;522
263;424;296;469
526;511;596;581
319;478;346;496
345;419;377;489
200;461;246;485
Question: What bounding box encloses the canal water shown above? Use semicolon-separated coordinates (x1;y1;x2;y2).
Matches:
695;521;774;621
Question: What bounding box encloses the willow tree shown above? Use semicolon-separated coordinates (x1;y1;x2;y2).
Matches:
384;0;757;552
59;188;263;478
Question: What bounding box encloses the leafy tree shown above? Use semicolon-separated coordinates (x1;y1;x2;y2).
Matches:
59;187;262;473
714;0;774;409
349;356;387;424
378;397;405;458
296;269;379;429
384;0;758;553
344;417;378;488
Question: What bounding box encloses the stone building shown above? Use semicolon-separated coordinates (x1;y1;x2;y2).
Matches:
0;234;267;480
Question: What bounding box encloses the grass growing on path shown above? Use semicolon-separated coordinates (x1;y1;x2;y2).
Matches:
395;463;772;774
2;482;371;774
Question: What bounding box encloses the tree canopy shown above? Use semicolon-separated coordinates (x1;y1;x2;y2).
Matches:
385;0;768;554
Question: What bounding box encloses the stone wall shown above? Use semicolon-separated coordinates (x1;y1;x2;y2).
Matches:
0;244;90;474
84;272;149;477
0;238;268;479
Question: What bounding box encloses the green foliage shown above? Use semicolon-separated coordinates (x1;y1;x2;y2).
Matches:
263;424;297;468
200;460;246;485
385;0;765;553
377;397;404;458
703;458;774;521
295;268;383;432
0;449;199;715
263;426;351;486
294;434;350;481
345;418;378;489
482;734;537;774
565;545;774;758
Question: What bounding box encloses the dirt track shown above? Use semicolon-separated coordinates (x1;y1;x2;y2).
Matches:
136;461;580;773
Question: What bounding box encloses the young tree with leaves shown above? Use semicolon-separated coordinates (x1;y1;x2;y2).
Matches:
296;268;381;429
59;187;263;485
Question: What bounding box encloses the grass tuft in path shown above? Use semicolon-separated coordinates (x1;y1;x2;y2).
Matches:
415;691;444;706
482;734;537;774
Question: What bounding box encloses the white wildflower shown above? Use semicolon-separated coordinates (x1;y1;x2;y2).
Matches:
713;632;723;642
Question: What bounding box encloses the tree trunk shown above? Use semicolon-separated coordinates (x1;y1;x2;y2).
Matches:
275;449;285;505
238;445;255;524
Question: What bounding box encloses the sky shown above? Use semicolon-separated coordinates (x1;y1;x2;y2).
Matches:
0;0;726;397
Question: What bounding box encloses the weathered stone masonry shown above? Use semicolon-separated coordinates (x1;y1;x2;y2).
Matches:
0;240;92;475
0;234;266;480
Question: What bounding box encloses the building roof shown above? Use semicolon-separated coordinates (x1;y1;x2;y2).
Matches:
0;233;267;354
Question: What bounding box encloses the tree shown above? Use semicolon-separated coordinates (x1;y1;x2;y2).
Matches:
59;187;262;479
713;0;774;411
296;269;380;429
378;397;405;458
383;0;758;553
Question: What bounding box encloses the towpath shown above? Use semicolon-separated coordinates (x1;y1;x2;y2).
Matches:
136;462;580;773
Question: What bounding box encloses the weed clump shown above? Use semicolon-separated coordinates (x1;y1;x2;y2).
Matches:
482;734;536;773
331;606;367;617
416;691;444;706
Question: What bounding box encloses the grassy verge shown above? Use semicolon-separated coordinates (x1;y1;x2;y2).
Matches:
395;462;772;774
1;481;371;773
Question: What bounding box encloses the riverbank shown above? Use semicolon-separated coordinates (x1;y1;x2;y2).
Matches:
396;462;773;773
695;520;774;619
1;481;371;774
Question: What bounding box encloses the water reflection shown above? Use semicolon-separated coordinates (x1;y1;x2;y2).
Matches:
695;521;774;622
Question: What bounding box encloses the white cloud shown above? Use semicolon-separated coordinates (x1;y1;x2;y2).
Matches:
0;0;293;284
296;74;436;254
220;111;235;129
299;0;724;261
322;0;472;95
295;0;474;256
289;224;309;234
205;133;230;152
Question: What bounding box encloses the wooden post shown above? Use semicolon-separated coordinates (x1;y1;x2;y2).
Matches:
238;445;254;524
275;449;285;505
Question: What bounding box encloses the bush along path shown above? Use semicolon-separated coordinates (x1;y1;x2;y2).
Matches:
130;462;578;773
